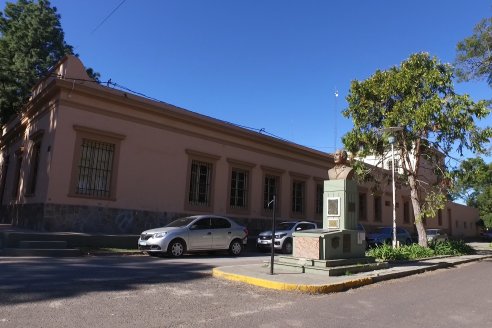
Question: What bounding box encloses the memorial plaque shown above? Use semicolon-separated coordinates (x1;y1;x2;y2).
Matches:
327;197;340;216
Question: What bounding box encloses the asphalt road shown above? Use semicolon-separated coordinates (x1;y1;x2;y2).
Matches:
0;253;491;328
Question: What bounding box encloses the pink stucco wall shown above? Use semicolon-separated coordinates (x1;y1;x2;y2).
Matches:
0;56;482;236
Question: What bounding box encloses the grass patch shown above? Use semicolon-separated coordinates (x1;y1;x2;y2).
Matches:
366;240;475;261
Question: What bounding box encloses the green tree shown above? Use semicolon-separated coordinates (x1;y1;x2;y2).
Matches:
455;17;492;86
342;52;491;247
0;0;98;125
452;158;492;228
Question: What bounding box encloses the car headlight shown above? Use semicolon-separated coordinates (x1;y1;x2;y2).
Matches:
154;232;167;238
275;233;287;239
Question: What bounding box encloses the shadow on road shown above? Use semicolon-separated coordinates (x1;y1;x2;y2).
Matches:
0;256;215;305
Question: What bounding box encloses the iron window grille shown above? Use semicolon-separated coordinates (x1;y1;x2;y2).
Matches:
230;169;248;208
359;193;367;221
374;196;382;222
188;160;212;206
292;181;305;213
316;183;323;214
12;155;22;198
263;175;278;210
0;155;10;204
403;201;410;223
76;139;115;198
26;141;41;195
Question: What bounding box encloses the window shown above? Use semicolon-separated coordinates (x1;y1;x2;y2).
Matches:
263;174;279;211
403;201;410;223
374;195;382;222
438;209;442;226
296;223;316;231
26;140;42;195
188;160;213;207
292;180;305;214
387;159;400;171
191;217;211;230
211;217;231;229
229;168;249;209
315;183;323;215
359;193;367;221
76;139;115;198
12;150;23;198
70;126;124;200
0;155;10;204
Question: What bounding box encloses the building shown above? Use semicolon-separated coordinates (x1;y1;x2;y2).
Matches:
0;56;480;238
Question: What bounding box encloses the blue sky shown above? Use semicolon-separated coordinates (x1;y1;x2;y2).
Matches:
3;0;491;163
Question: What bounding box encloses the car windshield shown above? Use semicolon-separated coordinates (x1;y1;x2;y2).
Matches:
426;230;438;235
165;217;196;228
277;222;296;230
376;227;393;234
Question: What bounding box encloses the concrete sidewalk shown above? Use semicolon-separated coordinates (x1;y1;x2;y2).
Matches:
213;252;492;294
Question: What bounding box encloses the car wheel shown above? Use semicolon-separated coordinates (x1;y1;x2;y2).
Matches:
167;239;185;258
229;239;243;256
282;239;293;254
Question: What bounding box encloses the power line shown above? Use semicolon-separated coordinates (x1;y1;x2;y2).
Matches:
91;0;128;34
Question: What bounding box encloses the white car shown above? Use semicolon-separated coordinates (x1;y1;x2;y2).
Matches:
138;215;248;257
426;228;448;243
256;221;317;254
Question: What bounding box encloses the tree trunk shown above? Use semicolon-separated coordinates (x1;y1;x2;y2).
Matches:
408;175;428;247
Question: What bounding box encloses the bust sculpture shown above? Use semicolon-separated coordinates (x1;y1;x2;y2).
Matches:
328;149;354;180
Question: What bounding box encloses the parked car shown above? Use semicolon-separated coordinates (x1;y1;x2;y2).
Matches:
366;227;413;247
138;215;248;257
481;231;492;241
256;221;317;254
426;228;448;243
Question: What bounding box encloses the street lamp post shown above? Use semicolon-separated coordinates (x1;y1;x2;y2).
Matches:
388;135;397;248
382;127;403;249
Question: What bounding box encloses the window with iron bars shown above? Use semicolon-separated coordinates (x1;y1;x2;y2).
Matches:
316;183;323;214
26;140;41;195
230;169;248;208
263;175;279;210
12;154;22;198
76;139;115;198
188;160;212;206
292;181;305;214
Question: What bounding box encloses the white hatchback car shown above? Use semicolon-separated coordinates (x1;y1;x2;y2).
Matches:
138;215;248;257
256;221;317;254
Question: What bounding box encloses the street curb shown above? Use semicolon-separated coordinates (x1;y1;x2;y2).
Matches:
212;267;374;294
212;255;492;294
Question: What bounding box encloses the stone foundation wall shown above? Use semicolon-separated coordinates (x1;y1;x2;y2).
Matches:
0;203;284;235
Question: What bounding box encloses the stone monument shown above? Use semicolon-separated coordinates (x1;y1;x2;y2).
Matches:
292;149;366;260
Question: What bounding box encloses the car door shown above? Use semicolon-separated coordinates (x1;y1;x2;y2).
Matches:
187;217;213;250
211;217;232;249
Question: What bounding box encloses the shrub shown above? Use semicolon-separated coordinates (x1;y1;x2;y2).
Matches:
430;240;475;256
366;240;475;261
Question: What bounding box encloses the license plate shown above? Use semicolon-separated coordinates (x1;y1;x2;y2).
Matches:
139;241;147;246
259;240;269;244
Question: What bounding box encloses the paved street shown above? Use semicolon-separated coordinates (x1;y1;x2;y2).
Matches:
0;253;491;328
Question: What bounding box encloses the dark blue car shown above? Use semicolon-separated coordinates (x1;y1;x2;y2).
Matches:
366;227;413;247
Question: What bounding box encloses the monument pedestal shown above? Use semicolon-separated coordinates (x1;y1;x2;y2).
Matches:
293;229;366;260
292;178;366;261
